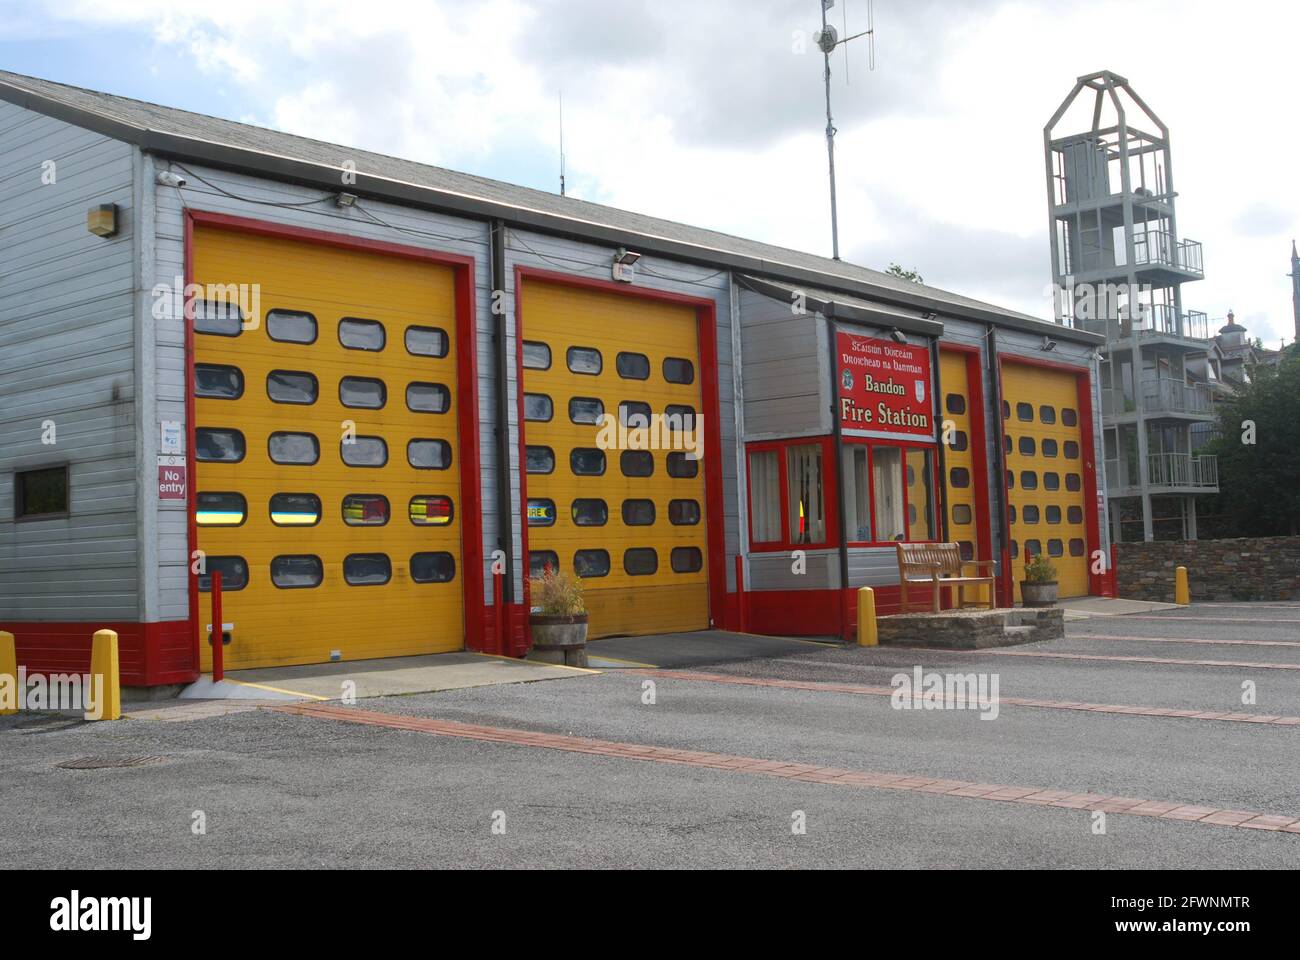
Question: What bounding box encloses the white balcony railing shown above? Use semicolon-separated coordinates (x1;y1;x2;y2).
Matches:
1146;453;1219;489
1105;454;1220;493
1143;305;1210;341
1141;379;1214;417
1133;231;1205;276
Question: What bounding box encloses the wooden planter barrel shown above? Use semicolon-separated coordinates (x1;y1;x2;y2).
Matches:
1020;581;1059;609
528;614;590;668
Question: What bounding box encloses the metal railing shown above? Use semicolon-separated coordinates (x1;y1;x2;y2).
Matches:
1133;231;1204;276
1105;454;1220;492
1146;453;1219;489
1141;379;1214;417
1143;305;1210;341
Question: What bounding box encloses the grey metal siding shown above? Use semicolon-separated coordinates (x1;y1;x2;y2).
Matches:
0;102;138;620
748;550;840;592
737;288;829;440
149;162;495;616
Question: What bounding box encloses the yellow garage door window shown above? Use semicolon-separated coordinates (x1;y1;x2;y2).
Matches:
521;280;709;638
192;225;464;670
940;350;989;605
1001;363;1091;601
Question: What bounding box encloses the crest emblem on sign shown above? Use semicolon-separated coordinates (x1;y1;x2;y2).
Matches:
914;380;926;404
842;369;854;391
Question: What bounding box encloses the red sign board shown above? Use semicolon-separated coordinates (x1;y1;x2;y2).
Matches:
836;331;935;442
158;464;187;501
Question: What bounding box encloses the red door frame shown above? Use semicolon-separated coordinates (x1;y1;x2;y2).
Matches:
939;345;994;578
513;266;728;637
183;209;485;668
996;352;1104;599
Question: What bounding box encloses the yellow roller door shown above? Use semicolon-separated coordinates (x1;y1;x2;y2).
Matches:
1001;363;1090;601
192;224;464;670
521;279;709;638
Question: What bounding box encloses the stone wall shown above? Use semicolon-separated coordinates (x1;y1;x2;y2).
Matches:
1117;538;1300;603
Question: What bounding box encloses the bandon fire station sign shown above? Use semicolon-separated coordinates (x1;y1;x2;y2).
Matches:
836;330;935;443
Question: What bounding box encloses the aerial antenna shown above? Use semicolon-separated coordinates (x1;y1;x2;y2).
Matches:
558;92;567;197
817;0;876;261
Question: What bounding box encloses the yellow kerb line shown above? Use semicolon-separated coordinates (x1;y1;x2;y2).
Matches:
224;678;330;701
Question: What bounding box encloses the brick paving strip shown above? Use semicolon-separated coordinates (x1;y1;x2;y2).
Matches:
637;669;1300;727
268;702;1300;836
1072;634;1300;649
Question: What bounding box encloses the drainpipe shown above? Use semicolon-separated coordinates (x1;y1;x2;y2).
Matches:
490;220;515;650
986;326;1013;606
827;314;851;641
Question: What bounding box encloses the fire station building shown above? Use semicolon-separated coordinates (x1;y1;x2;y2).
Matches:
0;71;1108;687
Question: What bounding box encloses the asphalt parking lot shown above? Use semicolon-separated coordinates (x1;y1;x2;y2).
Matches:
2;601;1298;869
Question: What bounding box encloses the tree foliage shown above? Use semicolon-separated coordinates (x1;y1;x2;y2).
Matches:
885;263;924;285
1203;354;1300;536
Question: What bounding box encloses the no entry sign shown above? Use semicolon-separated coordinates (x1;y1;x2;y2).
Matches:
836;330;935;442
157;461;187;501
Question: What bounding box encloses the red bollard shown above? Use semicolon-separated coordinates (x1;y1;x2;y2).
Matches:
493;569;505;656
211;570;224;684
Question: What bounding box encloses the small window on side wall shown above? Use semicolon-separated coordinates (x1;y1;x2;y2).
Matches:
15;466;69;519
667;453;699;479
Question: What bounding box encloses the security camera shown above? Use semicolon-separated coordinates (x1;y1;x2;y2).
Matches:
156;170;187;188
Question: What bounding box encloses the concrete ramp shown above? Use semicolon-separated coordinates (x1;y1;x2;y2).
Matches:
181;653;593;702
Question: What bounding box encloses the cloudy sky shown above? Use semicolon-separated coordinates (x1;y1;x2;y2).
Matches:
3;0;1297;344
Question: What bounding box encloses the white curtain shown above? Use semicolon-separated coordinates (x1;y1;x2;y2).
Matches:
749;451;781;543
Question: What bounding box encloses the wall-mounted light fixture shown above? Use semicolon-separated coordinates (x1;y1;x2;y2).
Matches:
612;247;641;283
889;328;908;344
1041;336;1059;352
86;203;119;238
335;192;358;208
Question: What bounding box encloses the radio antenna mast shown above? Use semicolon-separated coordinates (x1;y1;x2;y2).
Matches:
817;0;876;261
558;92;567;197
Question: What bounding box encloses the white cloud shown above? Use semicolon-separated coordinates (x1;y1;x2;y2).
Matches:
28;0;1300;344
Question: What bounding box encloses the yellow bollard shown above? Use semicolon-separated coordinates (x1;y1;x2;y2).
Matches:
87;629;122;722
1175;567;1191;607
1;630;17;716
858;588;879;647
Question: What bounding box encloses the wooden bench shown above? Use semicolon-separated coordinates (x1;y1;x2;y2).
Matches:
896;543;997;615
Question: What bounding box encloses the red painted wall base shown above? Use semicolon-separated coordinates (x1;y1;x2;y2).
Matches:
4;621;197;687
734;584;994;640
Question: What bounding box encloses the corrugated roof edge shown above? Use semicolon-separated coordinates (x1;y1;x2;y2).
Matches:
0;69;1101;346
737;275;945;338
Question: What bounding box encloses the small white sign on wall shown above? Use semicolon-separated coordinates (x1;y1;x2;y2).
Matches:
160;420;183;455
